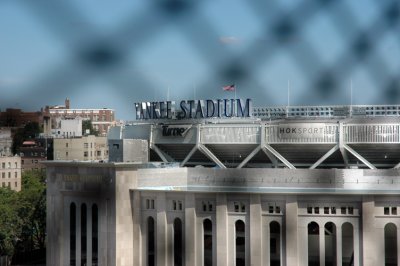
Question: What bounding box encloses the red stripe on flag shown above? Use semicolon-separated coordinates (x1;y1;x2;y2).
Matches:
222;84;235;91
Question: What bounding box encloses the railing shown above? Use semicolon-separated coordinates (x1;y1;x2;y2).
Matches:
253;105;400;120
200;125;260;144
344;124;400;143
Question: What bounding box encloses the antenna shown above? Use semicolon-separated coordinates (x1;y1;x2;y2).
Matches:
287;80;290;107
167;86;170;101
350;79;353;117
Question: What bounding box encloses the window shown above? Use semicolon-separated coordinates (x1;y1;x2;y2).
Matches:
147;217;155;266
70;203;76;265
84;152;88;157
270;221;281;265
235;220;245;266
307;207;312;214
2;173;4;178
341;207;347;214
348;207;354;215
81;204;87;266
314;207;319;214
97;151;101;156
113;144;119;149
203;219;212;266
66;152;68;157
84;143;88;148
14;162;17;168
66;143;68;148
324;207;329;214
174;218;183;266
2;163;5;168
92;204;98;265
384;207;390;215
21;160;24;165
145;199;155;210
331;207;336;214
234;202;246;213
14;172;17;178
392;207;397;215
269;206;274;213
8;162;11;168
172;200;183;211
14;182;17;188
8;172;10;178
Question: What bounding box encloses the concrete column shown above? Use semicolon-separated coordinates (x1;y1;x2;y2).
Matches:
216;194;228;266
262;218;270;266
249;194;262;266
132;192;142;266
319;224;325;266
398;228;400;266
157;193;168;266
285;196;298;266
362;196;378;266
87;205;92;266
377;227;385;266
353;224;360;266
64;201;70;266
185;193;196;265
336;224;342;266
76;203;81;266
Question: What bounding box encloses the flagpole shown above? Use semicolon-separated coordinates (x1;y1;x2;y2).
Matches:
350;79;353;117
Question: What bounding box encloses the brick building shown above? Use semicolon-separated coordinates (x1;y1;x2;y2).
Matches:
44;99;115;137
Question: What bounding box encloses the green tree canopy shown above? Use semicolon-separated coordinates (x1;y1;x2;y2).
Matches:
82;120;99;136
0;170;46;258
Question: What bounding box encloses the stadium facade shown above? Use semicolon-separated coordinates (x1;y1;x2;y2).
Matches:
46;99;400;266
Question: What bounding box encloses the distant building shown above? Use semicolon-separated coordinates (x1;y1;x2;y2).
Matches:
0;108;43;127
0;127;12;156
53;135;108;161
19;138;53;171
0;156;21;191
44;98;115;137
52;118;83;138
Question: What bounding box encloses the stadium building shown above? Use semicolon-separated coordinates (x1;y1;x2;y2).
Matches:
46;99;400;266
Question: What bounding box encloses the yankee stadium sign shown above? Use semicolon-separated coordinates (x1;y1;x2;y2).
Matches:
134;98;252;120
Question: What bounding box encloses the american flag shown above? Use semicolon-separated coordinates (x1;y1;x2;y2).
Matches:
222;84;235;91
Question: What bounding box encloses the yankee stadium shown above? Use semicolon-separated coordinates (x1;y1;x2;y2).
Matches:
46;98;400;266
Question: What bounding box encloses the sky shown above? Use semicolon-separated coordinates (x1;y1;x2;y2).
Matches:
0;0;400;120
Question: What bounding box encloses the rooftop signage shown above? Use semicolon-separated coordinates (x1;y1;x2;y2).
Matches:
134;98;252;120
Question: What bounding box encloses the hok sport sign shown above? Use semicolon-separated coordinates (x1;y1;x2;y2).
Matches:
278;123;326;139
135;99;252;120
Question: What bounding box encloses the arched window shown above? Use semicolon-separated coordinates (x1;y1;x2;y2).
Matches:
174;218;183;266
270;221;280;266
384;223;397;266
324;222;336;266
342;223;354;265
148;216;155;266
308;222;319;266
203;219;212;266
81;203;87;266
92;204;98;265
235;220;245;266
70;203;76;266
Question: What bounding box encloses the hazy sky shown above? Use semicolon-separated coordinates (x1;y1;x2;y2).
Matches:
1;0;400;120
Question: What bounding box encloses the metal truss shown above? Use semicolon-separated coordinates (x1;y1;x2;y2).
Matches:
149;122;399;169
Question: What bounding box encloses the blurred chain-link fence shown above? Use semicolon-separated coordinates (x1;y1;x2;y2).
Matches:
1;0;400;119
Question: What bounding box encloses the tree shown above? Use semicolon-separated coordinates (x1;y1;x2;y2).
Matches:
0;170;46;261
82;120;99;136
0;188;21;257
15;170;46;252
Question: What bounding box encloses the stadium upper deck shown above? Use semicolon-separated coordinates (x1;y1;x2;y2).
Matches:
112;104;400;170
